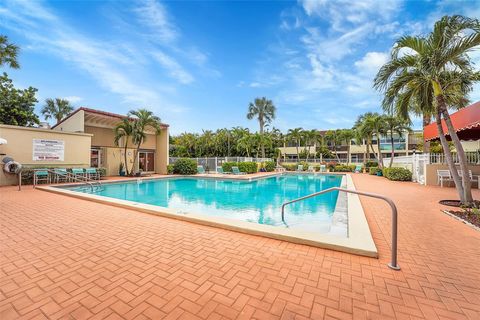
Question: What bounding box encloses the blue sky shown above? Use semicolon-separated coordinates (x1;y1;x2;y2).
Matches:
1;0;479;134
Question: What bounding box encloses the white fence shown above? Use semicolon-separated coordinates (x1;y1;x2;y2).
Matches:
382;154;429;184
280;158;350;164
428;152;479;164
169;157;272;172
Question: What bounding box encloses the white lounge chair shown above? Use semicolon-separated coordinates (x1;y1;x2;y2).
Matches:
307;165;315;173
458;170;479;187
437;170;454;187
296;165;304;172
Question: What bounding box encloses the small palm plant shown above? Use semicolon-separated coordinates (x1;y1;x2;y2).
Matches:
114;118;134;176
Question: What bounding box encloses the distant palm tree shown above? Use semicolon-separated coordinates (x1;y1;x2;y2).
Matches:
325;130;343;161
41;98;74;123
383;116;411;168
0;35;19;69
340;129;355;164
355;112;379;164
128;109;162;175
114;118;134;176
363;114;387;168
287;128;303;160
247;97;276;158
374;15;480;204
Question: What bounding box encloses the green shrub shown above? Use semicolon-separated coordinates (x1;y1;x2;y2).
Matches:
369;167;382;175
263;161;275;172
383;167;412;181
222;161;238;173
173;158;197;175
333;164;356;172
238;162;258;174
298;161;308;171
282;164;297;171
167;164;174;174
365;161;378;168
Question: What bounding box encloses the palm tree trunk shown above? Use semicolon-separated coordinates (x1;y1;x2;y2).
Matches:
124;140;130;176
435;107;465;202
437;96;472;203
131;145;141;176
259;120;265;158
296;142;299;161
376;132;383;169
389;132;394;168
423;113;431;153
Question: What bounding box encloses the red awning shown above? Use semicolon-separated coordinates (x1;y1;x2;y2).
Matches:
424;101;480;141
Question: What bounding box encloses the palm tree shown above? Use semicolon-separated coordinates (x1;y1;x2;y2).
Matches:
325;130;343;161
340;129;355;164
113;118;134;176
355;112;380;164
0;35;19;69
247;97;276;158
287;128;303;160
374;15;480;204
41;98;74;123
128;109;162;175
302;130;318;162
364;114;387;168
384;116;412;167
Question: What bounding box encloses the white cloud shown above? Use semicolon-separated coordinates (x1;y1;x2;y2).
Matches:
133;0;177;43
63;96;83;103
151;51;194;84
354;51;389;76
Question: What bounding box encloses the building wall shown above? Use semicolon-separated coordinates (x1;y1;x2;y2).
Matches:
0;124;92;186
155;127;169;174
425;163;480;186
85;125;157;149
53;110;85;132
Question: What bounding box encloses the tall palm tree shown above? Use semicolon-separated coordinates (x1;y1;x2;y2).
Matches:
41;98;74;124
0;35;19;69
383;116;412;167
287;128;303;160
302;130;317;162
340;129;355;164
374;15;480;204
128;109;162;175
364;114;387;168
355;112;380;164
113;118;134;176
325;130;343;161
247;97;276;158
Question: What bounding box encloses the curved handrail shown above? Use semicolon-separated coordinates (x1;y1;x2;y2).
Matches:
281;187;400;271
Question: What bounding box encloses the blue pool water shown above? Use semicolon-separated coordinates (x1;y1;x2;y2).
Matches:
67;174;343;231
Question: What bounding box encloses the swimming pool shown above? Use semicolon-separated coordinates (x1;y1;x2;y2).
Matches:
65;174;345;234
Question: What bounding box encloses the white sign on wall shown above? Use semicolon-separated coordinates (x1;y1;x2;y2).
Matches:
33;139;65;161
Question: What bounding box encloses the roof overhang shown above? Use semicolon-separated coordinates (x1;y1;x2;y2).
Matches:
52;107;169;130
423;101;480;142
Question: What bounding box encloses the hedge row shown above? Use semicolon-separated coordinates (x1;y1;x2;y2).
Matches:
221;161;258;174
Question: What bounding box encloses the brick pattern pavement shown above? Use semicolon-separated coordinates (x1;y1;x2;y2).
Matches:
1;174;479;319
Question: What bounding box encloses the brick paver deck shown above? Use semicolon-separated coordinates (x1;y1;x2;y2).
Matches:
1;174;479;319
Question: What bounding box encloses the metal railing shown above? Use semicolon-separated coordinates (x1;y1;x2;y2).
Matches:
281;187;400;270
33;169;103;192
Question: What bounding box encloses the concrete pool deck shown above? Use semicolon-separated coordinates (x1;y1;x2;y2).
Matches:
37;173;378;257
1;174;479;319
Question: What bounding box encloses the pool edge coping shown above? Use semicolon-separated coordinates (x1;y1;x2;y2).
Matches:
37;173;378;258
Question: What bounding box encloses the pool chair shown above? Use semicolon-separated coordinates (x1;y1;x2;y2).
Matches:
71;168;85;180
307;165;315;172
354;164;362;173
319;164;326;172
437;169;453;187
217;167;230;174
54;168;68;183
296;164;304;172
85;168;99;180
197;165;206;174
33;169;50;186
232;166;246;175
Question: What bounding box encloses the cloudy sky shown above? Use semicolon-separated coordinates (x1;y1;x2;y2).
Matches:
1;0;479;134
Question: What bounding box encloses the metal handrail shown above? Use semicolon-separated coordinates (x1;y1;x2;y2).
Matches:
33;169;103;192
281;187;400;271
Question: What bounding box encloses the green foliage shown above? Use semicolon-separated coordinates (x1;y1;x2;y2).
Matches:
369;167;382;175
238;162;258;174
0;35;19;69
325;161;337;171
365;161;378;168
263;161;275;172
173;158;197;175
281;164;297;171
0;72;39;127
298;161;308;171
222;162;238;172
333;165;356;172
167;164;174;174
41;98;74;124
383;167;412;181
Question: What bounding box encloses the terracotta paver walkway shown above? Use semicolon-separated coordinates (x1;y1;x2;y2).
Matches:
1;174;479;319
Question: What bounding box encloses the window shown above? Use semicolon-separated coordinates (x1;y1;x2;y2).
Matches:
90;149;102;168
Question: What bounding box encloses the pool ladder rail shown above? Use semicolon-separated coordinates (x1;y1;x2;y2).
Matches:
281;187;400;271
33;169;104;192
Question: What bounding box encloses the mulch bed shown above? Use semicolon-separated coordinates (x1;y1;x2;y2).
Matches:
445;209;480;229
